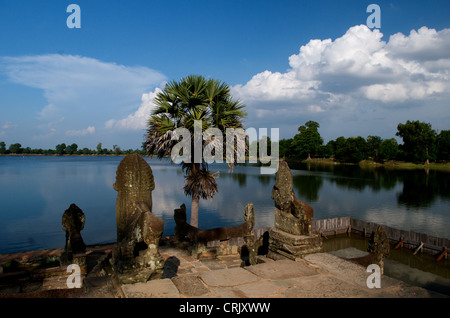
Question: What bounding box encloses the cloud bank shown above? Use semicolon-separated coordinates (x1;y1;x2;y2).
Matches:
105;88;163;131
1;54;166;147
231;25;450;140
1;25;449;148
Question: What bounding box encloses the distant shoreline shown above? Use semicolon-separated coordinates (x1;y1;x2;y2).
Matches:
2;154;449;171
289;158;450;171
0;153;135;157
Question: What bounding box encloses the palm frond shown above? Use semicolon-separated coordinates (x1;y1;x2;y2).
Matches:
183;166;219;200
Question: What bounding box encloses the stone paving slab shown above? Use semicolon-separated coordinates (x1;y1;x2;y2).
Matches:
199;267;260;287
304;253;447;298
171;275;210;297
117;251;448;299
245;259;319;280
233;280;283;298
304;253;404;289
121;278;180;298
282;275;371;298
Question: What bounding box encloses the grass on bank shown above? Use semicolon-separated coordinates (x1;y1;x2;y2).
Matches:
295;158;450;171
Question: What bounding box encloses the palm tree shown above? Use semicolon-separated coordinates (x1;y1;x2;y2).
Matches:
145;75;247;227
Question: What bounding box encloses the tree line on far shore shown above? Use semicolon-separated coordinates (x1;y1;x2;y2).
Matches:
2;120;449;164
277;120;450;164
0;141;145;156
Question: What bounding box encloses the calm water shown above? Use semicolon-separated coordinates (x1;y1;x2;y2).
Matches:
0;156;449;254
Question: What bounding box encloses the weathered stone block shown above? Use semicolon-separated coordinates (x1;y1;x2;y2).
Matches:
173;202;255;259
275;208;312;236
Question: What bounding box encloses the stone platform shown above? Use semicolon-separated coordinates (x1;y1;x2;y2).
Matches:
119;245;445;298
0;242;447;298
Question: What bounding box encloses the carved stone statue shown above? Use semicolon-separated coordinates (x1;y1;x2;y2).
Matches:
62;203;86;262
111;154;165;284
268;161;322;260
271;161;314;235
345;226;390;274
368;225;390;274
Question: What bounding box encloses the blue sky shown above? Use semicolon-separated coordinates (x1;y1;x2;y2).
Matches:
1;0;450;150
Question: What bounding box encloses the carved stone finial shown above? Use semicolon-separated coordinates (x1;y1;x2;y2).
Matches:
271;161;314;236
113;153;155;243
268;161;322;260
62;203;86;259
111;154;164;284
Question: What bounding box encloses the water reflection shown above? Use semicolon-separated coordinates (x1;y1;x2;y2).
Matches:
293;174;323;202
323;235;450;296
397;170;450;209
0;156;449;254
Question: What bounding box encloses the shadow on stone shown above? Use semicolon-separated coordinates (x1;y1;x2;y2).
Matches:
257;231;270;255
161;256;180;279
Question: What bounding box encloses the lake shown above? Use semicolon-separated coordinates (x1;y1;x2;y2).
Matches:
0;155;449;254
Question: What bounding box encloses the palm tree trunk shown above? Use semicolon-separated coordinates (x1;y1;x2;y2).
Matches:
190;192;200;228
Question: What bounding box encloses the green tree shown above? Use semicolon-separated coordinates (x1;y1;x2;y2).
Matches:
145;75;247;227
0;141;6;154
278;138;293;158
96;142;103;154
366;135;382;162
291;121;323;160
324;140;337;158
258;135;272;157
81;147;92;155
23;147;32;154
334;137;367;163
332;137;346;160
8;143;23;154
55;143;66;155
66;143;78;155
113;144;122;155
316;141;334;158
379;138;399;161
437;130;450;161
396;120;437;164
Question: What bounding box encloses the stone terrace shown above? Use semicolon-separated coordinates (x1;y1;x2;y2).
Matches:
2;241;445;298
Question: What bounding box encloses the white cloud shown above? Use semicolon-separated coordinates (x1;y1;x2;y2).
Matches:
66;126;95;137
232;70;319;102
2;54;165;103
231;25;450;139
387;27;450;61
1;54;166;147
1;122;17;129
32;128;57;141
105;88;162;130
361;81;446;103
308;105;325;113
